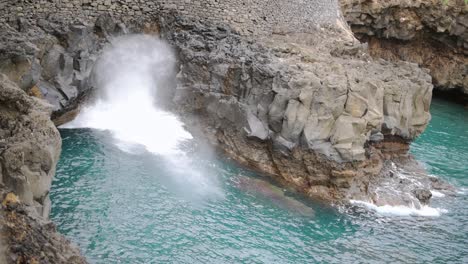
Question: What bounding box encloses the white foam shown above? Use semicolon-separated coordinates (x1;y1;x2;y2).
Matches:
62;35;221;200
350;200;447;217
430;190;446;198
62;35;192;155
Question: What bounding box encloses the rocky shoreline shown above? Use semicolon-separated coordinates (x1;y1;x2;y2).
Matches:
0;0;464;262
159;15;434;207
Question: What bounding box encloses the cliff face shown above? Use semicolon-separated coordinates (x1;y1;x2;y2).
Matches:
0;0;340;36
341;0;468;96
0;18;105;126
0;74;61;219
0;0;438;209
158;15;435;206
0;74;86;263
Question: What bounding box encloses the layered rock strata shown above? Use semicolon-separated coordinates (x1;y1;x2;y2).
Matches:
341;0;468;97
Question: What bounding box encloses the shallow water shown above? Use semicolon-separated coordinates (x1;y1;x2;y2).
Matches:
51;98;468;263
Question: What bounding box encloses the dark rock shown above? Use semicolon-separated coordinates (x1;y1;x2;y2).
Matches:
160;15;434;204
413;188;432;204
0;20;103;124
430;176;456;192
370;131;384;142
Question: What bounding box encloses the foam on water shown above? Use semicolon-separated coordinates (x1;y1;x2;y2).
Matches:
62;34;221;199
62;35;192;155
350;200;448;217
50;97;468;263
430;190;446;198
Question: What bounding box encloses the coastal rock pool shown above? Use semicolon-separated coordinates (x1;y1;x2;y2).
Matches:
50;98;467;263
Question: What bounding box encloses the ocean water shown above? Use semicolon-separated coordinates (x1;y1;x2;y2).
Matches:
50;97;468;263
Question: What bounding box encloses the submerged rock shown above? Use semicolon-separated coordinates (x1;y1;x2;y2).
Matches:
234;176;315;217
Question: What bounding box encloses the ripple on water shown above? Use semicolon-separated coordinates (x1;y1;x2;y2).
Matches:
51;98;468;263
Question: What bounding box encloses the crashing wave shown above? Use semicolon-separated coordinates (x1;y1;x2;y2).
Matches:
350;200;448;217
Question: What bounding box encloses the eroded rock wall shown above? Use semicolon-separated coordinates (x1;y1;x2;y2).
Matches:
0;74;86;263
160;15;433;204
341;0;468;95
0;20;104;125
0;0;439;211
0;0;343;125
0;0;440;262
0;74;61;218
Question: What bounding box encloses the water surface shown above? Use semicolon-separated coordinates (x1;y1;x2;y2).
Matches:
51;98;468;263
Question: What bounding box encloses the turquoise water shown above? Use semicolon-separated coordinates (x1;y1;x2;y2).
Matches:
51;98;468;263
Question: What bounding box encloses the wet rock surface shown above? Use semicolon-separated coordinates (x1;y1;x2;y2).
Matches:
159;15;434;206
364;158;452;208
341;0;468;97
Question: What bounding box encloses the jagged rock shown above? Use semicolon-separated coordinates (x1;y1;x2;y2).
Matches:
245;110;270;140
0;2;445;263
0;18;104;126
0;74;85;263
161;15;434;205
413;188;433;204
0;190;87;264
0;74;60;218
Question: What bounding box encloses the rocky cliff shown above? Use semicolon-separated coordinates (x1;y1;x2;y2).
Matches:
0;74;86;263
341;0;467;98
158;15;436;207
0;0;448;262
0;17;107;126
1;1;439;212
